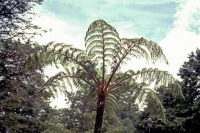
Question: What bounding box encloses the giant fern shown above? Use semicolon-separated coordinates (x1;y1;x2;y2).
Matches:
24;19;184;133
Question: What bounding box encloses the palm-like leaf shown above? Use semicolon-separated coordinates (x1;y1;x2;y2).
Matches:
24;19;184;132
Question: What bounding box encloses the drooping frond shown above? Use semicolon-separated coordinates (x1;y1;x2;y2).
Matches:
104;38;168;88
139;68;174;86
109;68;184;99
120;38;168;64
24;42;72;69
143;89;167;123
110;75;167;122
108;68;184;122
138;68;184;99
104;38;168;92
24;42;100;86
39;70;98;98
106;75;167;121
39;71;72;97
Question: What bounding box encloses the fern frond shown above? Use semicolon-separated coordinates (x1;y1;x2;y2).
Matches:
109;68;184;100
105;93;118;112
117;38;168;67
87;44;102;54
24;42;100;86
138;68;183;99
138;68;175;86
40;72;66;88
105;37;166;89
144;89;166;123
85;20;120;84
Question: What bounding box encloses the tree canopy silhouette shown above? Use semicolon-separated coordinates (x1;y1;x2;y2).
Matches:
0;0;44;41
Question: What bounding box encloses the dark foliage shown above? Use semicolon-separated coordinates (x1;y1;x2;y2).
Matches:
0;0;45;41
135;90;186;133
0;40;52;133
178;48;200;101
61;88;96;133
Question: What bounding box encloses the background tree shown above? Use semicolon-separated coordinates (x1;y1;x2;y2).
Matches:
24;19;184;133
41;109;68;133
0;40;54;133
178;48;200;102
177;48;200;132
0;0;45;41
135;48;200;133
0;1;65;132
113;87;140;133
61;88;96;133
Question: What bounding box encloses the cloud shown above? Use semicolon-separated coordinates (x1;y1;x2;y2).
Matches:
32;5;86;49
40;0;177;42
159;0;200;78
173;0;200;30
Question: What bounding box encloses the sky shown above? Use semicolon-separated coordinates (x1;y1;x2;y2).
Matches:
32;0;200;108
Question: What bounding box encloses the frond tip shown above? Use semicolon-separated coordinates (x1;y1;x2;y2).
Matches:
38;72;72;97
145;89;166;123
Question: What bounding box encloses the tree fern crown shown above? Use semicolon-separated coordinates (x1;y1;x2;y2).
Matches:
24;19;184;126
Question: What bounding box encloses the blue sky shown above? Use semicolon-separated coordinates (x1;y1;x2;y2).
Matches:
40;0;177;42
33;0;200;108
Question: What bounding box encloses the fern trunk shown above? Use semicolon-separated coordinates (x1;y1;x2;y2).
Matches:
94;95;106;133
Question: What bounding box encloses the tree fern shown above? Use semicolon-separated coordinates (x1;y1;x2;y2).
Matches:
24;19;184;133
